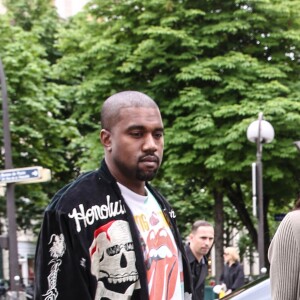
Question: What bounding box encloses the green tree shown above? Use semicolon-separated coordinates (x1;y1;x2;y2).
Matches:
52;0;300;275
0;2;79;232
4;0;61;62
2;0;299;277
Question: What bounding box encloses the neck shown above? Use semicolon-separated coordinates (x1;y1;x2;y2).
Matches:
130;185;147;196
197;255;203;263
118;180;146;196
106;161;147;195
228;260;235;267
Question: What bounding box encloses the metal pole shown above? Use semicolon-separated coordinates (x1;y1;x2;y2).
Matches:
0;58;20;291
256;112;265;273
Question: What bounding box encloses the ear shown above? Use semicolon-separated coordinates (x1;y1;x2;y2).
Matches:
100;129;112;151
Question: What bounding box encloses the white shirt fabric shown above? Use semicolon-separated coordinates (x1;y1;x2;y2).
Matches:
118;183;184;300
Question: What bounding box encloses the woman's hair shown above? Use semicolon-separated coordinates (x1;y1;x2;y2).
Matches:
224;246;240;263
294;197;300;210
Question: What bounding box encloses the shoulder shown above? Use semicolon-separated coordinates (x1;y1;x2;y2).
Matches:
184;244;194;262
284;210;300;243
285;210;300;224
269;210;300;259
184;243;190;251
46;170;103;212
231;262;243;271
278;210;300;236
237;263;244;272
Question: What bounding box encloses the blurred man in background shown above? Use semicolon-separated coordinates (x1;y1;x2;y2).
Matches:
185;220;214;300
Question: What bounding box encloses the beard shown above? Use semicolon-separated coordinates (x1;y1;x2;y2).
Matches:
136;168;158;181
111;154;161;183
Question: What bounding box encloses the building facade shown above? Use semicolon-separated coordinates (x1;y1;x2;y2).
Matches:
54;0;89;18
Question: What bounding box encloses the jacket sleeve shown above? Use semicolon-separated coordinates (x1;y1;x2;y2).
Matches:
268;213;300;300
231;265;244;290
34;209;96;300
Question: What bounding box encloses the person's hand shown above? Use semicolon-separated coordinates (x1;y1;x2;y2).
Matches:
225;289;232;295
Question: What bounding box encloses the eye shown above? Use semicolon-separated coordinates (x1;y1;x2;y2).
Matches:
154;131;164;139
130;131;143;138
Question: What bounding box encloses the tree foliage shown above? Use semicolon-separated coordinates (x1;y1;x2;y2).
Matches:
2;0;300;268
53;0;300;234
0;0;79;232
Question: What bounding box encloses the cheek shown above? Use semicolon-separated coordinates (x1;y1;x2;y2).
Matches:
197;240;204;247
112;139;130;152
158;141;164;152
112;142;138;160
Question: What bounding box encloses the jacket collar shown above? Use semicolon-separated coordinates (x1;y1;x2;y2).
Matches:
98;159;116;183
185;243;207;265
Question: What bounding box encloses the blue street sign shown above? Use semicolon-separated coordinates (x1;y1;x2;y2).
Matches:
274;213;286;222
0;166;42;183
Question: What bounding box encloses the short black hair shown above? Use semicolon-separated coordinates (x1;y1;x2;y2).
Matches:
191;220;214;233
101;91;159;130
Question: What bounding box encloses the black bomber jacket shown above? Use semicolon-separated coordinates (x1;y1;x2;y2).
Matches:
34;159;193;300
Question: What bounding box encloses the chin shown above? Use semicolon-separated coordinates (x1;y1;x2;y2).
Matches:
137;171;157;181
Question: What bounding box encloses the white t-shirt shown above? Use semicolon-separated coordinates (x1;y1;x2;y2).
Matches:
118;183;184;300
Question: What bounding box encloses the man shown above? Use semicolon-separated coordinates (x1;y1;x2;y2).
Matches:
185;220;214;300
34;91;193;300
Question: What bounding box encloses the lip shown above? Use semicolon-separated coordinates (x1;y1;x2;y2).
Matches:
140;161;158;169
139;155;159;164
139;156;159;170
140;155;159;163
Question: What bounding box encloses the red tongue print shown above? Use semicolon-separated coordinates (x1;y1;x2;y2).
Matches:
150;212;159;226
145;228;178;300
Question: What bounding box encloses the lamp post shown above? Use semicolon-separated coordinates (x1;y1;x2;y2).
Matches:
0;58;20;291
247;112;275;273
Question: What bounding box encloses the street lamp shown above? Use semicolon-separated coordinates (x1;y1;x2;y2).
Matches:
247;112;275;273
293;141;300;152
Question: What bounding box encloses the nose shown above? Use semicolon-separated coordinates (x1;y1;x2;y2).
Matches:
142;134;158;152
204;238;210;246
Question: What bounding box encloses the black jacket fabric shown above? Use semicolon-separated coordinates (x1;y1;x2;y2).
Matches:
185;244;208;300
220;262;244;291
34;160;193;299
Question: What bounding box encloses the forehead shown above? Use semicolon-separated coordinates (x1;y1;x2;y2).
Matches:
194;226;214;237
116;106;163;129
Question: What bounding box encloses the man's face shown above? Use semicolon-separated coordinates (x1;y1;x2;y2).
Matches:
102;106;164;188
189;226;214;258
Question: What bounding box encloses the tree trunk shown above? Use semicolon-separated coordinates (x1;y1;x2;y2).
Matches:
226;182;258;249
227;182;271;269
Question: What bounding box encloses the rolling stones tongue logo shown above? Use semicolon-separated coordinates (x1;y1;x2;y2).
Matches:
145;228;178;299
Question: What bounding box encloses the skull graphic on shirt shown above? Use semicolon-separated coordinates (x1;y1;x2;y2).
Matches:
90;220;140;298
